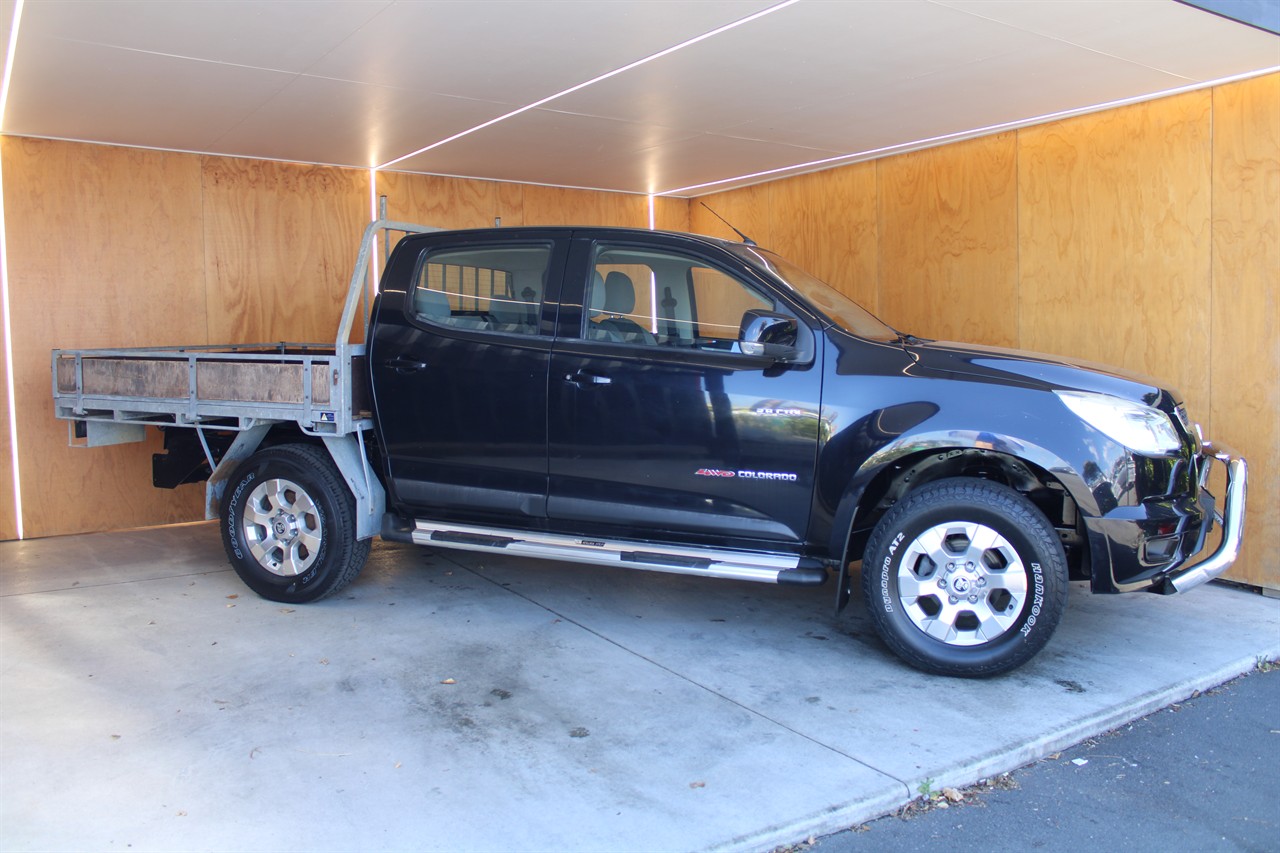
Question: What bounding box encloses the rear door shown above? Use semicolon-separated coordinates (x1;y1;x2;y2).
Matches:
547;233;824;546
369;230;568;522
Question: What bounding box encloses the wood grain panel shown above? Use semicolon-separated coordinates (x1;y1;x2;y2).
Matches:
77;359;189;398
653;196;690;232
687;184;773;249
520;185;648;227
1019;91;1214;418
1211;73;1279;591
2;137;207;537
879;134;1018;345
496;182;526;227
769;162;879;313
196;362;315;404
375;171;500;230
202;157;368;346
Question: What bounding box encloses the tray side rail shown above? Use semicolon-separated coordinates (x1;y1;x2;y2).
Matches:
52;344;360;437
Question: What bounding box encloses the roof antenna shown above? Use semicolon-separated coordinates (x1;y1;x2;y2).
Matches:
700;202;757;246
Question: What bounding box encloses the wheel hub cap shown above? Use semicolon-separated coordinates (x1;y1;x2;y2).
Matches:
271;515;296;540
241;478;322;577
896;522;1028;647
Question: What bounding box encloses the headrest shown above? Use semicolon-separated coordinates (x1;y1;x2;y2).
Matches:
602;271;635;314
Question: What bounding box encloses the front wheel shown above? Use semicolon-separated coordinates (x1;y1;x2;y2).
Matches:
861;478;1067;677
221;443;371;603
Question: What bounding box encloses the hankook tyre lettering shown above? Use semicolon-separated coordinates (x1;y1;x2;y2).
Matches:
861;478;1068;677
220;443;371;604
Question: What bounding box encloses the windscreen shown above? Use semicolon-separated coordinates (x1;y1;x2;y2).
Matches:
727;245;899;343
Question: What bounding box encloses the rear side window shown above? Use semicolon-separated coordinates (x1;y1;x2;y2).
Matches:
411;244;552;335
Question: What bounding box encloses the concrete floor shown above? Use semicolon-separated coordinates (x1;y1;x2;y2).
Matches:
2;523;1277;853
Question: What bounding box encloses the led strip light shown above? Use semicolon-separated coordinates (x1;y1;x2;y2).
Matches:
0;0;26;538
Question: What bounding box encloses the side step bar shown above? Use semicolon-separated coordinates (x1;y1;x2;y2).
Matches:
391;517;827;586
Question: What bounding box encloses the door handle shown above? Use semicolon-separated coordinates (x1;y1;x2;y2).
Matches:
565;370;611;386
385;356;428;374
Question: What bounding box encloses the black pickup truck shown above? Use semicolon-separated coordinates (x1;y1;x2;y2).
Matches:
52;221;1247;677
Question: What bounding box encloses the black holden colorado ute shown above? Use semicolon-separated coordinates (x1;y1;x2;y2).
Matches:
52;221;1248;677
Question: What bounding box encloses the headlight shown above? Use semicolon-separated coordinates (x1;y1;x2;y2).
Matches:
1055;391;1182;454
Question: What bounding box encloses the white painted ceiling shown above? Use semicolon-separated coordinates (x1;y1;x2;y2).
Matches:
1;0;1277;196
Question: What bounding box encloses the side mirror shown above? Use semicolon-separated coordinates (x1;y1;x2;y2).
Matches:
738;310;800;362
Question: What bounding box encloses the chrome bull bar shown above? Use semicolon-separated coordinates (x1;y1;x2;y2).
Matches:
1167;441;1248;594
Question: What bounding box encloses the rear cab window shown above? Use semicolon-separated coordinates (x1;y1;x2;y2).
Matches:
411;244;553;336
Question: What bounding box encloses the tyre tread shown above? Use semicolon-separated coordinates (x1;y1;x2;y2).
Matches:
861;478;1068;677
221;442;371;603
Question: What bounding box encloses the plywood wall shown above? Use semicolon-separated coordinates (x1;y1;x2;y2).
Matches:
1019;92;1214;419
376;172;506;230
520;184;649;227
2;137;208;537
1209;73;1279;593
882;133;1019;347
1;144;674;539
654;196;691;233
690;165;879;312
775;164;879;313
689;183;775;261
374;172;657;231
203;157;369;345
685;74;1278;592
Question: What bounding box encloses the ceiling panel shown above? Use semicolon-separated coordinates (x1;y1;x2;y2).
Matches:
210;76;516;168
937;0;1280;80
529;1;1037;135
4;35;295;152
306;0;778;103
717;35;1189;155
16;0;392;74
385;105;848;194
613;131;845;196
1;0;1276;196
1;0;13;60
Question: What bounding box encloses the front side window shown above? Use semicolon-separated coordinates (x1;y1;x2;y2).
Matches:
412;244;551;335
584;245;774;350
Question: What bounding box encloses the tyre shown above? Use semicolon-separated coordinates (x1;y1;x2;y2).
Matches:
861;478;1067;677
220;443;371;603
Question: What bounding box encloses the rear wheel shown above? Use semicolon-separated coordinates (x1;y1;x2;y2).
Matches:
220;443;370;603
861;478;1067;677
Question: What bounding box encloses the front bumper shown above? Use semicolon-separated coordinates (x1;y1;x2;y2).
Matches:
1161;442;1248;594
1081;441;1248;594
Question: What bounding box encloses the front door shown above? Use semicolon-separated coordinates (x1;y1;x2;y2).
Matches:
547;236;823;546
